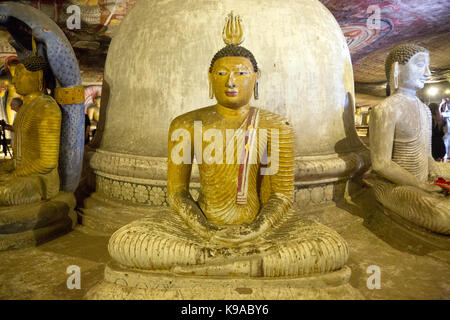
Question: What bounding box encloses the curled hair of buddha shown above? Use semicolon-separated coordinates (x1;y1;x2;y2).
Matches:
385;44;428;96
209;44;258;73
19;55;48;72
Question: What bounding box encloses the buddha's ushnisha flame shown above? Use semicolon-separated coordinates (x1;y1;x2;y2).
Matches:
222;11;244;46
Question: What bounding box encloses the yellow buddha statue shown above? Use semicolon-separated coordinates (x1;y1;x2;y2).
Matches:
107;13;348;277
0;56;61;205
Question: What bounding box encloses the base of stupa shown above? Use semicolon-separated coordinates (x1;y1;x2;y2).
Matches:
86;262;363;300
78;181;352;235
78;192;162;234
0;192;76;251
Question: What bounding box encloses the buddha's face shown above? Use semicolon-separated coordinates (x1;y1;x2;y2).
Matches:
11;63;42;96
398;52;431;91
209;56;257;109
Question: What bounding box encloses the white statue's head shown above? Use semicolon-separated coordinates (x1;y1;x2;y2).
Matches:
385;44;431;95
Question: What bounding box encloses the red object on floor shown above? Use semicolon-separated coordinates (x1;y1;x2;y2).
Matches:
434;178;450;191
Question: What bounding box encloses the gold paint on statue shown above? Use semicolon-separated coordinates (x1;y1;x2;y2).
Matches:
222;11;244;46
54;85;85;105
0;62;61;205
108;13;348;277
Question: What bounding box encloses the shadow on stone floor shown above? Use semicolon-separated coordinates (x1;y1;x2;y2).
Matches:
1;198;449;300
339;184;450;259
35;227;111;263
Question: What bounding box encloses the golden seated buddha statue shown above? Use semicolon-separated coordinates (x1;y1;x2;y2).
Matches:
0;56;74;250
0;56;60;205
107;13;349;278
365;44;450;240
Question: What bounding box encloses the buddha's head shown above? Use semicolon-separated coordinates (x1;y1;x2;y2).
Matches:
11;56;46;96
385;44;431;96
209;44;259;109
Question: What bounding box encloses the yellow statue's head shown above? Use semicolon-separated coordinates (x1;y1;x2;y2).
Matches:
208;12;260;109
11;56;46;96
209;55;258;109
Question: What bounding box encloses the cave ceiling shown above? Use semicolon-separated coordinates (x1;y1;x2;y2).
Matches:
0;0;449;86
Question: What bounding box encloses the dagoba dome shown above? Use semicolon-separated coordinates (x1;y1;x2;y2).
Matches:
84;0;369;232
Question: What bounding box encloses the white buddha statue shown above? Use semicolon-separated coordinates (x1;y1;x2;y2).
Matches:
366;44;450;235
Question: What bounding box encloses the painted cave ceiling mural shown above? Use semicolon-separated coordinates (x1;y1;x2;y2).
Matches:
0;0;449;85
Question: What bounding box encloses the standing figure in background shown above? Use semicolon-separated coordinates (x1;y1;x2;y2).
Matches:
0;97;23;148
441;98;450;162
0;84;9;144
429;103;447;162
10;97;23;116
84;113;91;145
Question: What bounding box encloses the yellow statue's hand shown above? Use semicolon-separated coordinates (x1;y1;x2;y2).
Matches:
211;221;269;245
169;190;220;239
188;210;220;240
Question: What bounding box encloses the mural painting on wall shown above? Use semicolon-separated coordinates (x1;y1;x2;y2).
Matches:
0;31;19;127
8;1;447;64
27;0;137;36
0;31;15;62
320;0;449;62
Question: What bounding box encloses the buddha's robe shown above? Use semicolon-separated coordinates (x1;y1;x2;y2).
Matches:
0;94;61;206
108;108;348;277
366;93;450;235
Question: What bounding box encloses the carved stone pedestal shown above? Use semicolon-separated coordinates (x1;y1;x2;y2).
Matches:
346;186;450;257
367;203;450;254
0;192;76;251
86;262;362;300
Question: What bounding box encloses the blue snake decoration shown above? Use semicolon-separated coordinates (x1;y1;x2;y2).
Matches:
0;2;84;193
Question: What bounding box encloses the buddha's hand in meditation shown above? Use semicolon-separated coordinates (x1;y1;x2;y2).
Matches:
211;220;270;245
186;207;220;240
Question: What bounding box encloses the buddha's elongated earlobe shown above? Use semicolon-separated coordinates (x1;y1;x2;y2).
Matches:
394;62;399;90
209;80;214;99
254;80;259;100
37;70;44;92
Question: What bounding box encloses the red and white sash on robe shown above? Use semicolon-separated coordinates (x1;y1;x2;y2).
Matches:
236;107;260;205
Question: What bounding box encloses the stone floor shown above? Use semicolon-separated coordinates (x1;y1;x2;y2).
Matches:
0;193;449;300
